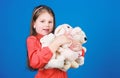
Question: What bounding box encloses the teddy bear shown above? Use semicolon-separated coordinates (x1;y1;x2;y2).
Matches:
66;26;87;68
40;24;87;71
54;24;87;71
40;24;78;70
40;33;65;69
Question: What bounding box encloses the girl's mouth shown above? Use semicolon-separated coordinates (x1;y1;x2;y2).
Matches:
43;29;49;32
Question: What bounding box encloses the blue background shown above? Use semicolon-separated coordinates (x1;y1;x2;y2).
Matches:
0;0;120;78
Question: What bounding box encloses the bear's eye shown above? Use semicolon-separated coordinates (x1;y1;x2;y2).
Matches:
67;26;70;28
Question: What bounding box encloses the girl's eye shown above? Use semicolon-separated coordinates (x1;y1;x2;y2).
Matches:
49;21;53;23
40;21;44;23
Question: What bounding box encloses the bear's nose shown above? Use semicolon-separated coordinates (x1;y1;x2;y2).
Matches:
84;37;87;41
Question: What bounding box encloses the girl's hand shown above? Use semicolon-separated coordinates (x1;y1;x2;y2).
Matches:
70;40;82;51
55;35;71;46
48;35;71;53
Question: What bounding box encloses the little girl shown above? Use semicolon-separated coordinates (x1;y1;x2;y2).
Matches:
26;5;72;78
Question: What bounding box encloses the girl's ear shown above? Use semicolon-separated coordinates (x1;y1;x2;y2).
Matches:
33;25;36;28
32;22;35;28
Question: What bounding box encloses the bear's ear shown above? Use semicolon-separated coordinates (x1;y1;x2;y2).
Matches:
54;26;61;35
54;26;64;36
55;24;66;36
74;27;82;32
55;24;72;36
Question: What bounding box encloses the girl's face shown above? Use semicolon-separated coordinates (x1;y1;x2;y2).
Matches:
34;12;54;35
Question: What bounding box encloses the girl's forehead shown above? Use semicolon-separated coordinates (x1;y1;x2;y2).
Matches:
38;9;53;15
37;12;53;20
39;11;53;17
39;11;49;15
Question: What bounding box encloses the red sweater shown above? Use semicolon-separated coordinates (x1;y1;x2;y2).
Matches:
26;34;68;78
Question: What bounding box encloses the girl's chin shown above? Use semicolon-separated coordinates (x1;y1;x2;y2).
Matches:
38;31;51;35
42;32;50;35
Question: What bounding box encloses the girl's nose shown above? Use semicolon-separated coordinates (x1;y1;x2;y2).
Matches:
45;22;49;27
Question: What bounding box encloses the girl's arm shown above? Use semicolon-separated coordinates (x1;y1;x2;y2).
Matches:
27;36;53;69
27;35;71;69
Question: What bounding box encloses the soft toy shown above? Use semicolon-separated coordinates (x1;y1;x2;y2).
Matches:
55;25;87;71
40;24;87;71
69;27;87;68
40;33;65;69
40;33;55;48
40;24;78;70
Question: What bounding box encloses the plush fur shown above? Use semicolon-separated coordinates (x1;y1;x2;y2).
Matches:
40;24;87;71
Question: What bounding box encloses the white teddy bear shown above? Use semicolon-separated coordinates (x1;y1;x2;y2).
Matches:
54;24;87;71
40;24;78;70
67;26;87;68
40;33;65;69
40;24;87;71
